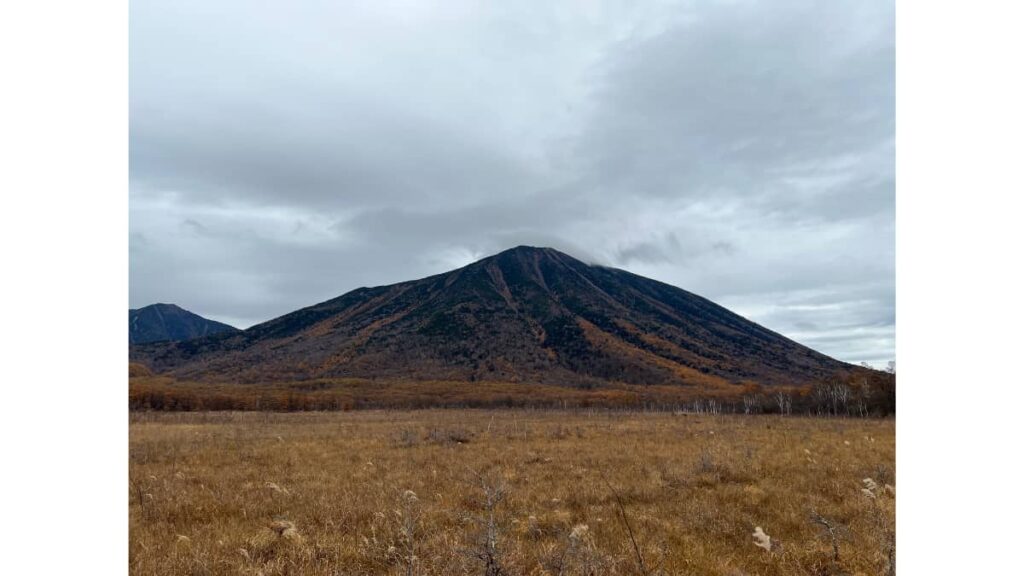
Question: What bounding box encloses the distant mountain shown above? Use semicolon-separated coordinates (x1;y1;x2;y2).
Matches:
129;303;239;344
131;246;855;387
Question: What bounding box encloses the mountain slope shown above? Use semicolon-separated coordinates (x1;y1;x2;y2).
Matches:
129;303;239;344
131;247;854;387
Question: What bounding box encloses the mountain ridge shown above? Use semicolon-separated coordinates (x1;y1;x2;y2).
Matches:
131;246;855;388
129;303;239;345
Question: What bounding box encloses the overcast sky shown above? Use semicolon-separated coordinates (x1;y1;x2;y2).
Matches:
130;0;894;367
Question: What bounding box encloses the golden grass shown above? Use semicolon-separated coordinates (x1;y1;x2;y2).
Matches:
129;411;894;575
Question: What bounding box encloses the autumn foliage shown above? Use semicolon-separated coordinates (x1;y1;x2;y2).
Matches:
129;364;895;416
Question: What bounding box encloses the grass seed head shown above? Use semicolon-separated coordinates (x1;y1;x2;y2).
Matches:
265;481;289;495
570;524;589;542
269;519;296;536
752;526;772;552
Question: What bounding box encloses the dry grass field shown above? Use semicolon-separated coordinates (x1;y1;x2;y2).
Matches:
129;411;894;576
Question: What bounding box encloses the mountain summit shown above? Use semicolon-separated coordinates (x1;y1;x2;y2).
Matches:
129;303;239;345
132;246;852;387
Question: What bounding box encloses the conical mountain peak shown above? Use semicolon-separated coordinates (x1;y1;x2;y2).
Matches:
132;247;852;387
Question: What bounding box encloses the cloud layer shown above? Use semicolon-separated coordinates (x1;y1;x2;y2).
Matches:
130;0;894;366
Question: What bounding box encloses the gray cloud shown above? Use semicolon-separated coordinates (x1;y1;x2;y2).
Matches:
130;0;894;366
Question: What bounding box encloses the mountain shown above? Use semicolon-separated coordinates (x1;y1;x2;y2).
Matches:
131;246;854;388
129;303;239;344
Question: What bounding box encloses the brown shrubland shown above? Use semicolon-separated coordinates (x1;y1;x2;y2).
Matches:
129;410;894;575
128;368;895;416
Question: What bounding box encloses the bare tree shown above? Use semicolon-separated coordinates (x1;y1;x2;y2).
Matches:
742;395;765;415
774;391;792;415
822;382;851;416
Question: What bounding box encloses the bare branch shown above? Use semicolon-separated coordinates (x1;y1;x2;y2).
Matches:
600;471;648;576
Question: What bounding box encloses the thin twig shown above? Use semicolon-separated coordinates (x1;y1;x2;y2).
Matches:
810;510;840;562
131;478;147;519
600;471;648;576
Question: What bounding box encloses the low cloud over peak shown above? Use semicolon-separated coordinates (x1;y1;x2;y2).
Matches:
131;0;894;366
